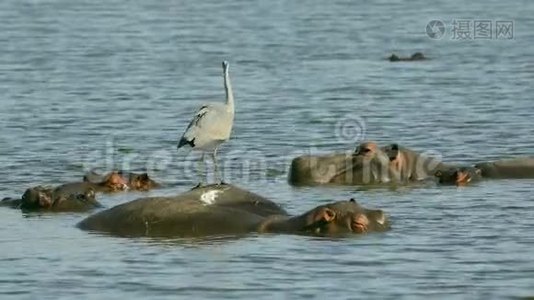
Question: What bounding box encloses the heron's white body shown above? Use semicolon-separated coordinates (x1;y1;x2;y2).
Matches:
181;102;234;151
177;61;235;183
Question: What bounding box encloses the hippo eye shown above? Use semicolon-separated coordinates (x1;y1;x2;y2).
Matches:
361;148;370;154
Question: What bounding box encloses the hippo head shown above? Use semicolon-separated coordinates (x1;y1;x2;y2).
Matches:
127;172;159;191
102;172;129;191
388;54;400;62
21;186;53;209
74;188;97;204
353;141;391;182
435;167;482;186
354;142;391;164
70;188;101;208
411;52;425;60
301;199;390;235
54;188;101;211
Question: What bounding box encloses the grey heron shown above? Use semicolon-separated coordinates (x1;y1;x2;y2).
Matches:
177;61;235;184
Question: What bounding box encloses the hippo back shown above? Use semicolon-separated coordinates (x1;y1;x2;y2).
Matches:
288;152;355;186
78;184;287;237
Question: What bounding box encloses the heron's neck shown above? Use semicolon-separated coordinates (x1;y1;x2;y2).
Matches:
224;70;234;112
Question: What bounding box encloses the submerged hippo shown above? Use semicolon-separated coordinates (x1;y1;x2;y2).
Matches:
1;185;100;212
475;157;534;179
83;170;160;191
59;171;129;195
435;157;534;186
289;141;449;186
0;186;53;210
0;172;122;212
78;184;390;238
388;52;426;62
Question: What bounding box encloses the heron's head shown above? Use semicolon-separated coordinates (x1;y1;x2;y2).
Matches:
222;61;229;72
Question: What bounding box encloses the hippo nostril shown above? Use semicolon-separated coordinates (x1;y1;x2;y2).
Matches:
352;221;368;233
351;214;370;233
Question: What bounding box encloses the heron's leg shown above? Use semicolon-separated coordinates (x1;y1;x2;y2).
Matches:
212;147;221;184
196;152;205;186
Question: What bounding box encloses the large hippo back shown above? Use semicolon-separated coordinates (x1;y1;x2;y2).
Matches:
78;184;287;237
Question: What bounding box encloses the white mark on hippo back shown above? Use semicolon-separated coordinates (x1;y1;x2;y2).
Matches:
200;190;223;206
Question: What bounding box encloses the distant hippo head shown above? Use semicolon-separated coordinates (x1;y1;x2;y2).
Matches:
21;186;53;209
411;52;425;60
301;199;390;235
288;153;353;185
388;54;401;62
54;188;101;211
435;167;482;186
352;141;391;182
102;172;129;192
126;172;160;191
388;52;426;62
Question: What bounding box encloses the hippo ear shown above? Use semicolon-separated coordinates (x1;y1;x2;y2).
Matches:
475;168;482;176
102;172;113;181
385;144;400;161
349;198;357;204
434;170;442;178
140;173;149;180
